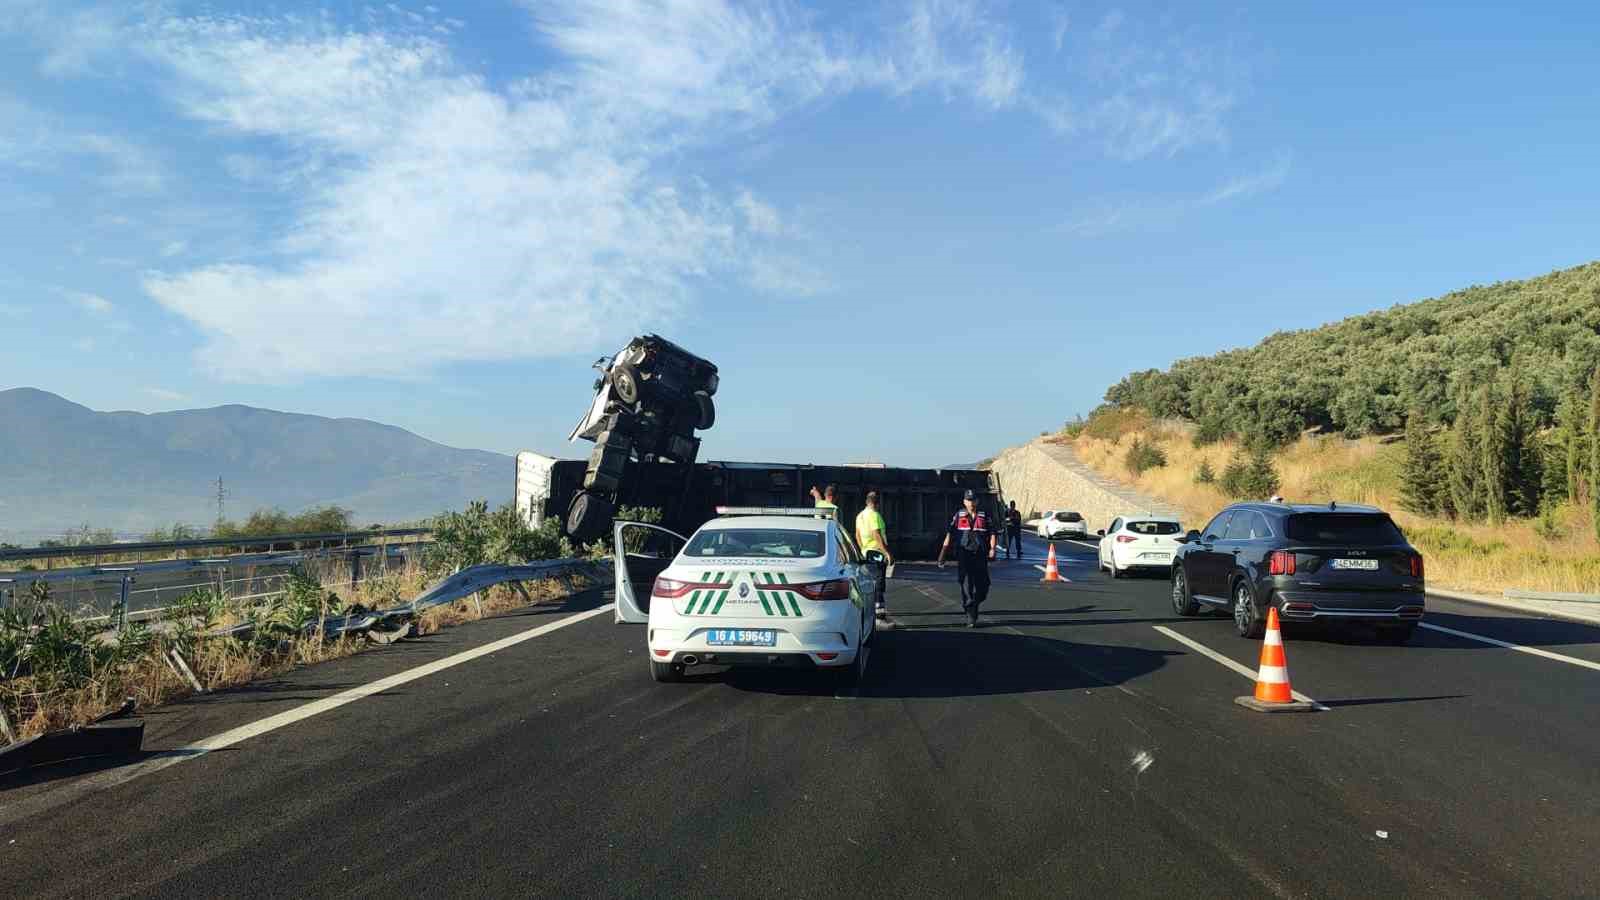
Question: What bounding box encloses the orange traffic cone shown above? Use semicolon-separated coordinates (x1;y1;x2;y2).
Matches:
1040;543;1063;583
1235;607;1316;713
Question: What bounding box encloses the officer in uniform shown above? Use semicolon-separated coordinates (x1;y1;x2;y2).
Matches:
936;489;996;627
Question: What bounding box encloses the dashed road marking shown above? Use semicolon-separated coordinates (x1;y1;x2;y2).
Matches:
1419;623;1600;673
1152;625;1329;711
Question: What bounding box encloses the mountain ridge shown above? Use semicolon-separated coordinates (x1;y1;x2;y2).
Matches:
0;388;512;540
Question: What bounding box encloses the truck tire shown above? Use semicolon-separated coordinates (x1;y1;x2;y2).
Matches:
566;491;612;542
611;363;642;405
693;392;715;430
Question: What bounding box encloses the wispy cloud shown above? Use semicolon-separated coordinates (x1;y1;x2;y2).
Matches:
1064;156;1291;237
65;290;114;313
1201;154;1291;205
142;387;187;402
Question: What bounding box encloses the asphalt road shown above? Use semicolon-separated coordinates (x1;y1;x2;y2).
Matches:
4;533;1599;898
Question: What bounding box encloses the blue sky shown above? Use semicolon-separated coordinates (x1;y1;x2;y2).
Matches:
2;1;1597;467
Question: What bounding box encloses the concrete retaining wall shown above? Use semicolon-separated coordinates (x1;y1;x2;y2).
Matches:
988;439;1185;535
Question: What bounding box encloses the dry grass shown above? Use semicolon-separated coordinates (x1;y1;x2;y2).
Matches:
1070;427;1600;596
3;561;605;743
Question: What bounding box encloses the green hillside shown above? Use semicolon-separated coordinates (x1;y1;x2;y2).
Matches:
1104;261;1600;443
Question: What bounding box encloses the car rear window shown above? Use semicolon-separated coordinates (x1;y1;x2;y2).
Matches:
1128;521;1181;536
1286;514;1405;545
685;528;825;558
1055;512;1082;522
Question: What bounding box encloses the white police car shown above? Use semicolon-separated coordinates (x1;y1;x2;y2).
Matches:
612;508;881;684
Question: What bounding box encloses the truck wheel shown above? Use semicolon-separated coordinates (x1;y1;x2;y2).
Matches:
693;392;715;430
611;363;642;405
566;491;612;543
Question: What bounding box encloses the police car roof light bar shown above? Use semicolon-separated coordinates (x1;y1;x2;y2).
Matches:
715;506;837;519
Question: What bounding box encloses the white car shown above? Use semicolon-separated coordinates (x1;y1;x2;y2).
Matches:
1098;515;1184;578
1038;510;1088;540
612;507;881;685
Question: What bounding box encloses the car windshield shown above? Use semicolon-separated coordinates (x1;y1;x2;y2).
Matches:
1127;521;1181;535
1055;512;1082;522
684;528;825;558
1286;514;1406;545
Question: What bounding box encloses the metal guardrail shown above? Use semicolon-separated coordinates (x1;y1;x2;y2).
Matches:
0;528;430;565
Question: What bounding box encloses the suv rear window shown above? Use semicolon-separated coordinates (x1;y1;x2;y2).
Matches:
1055;512;1082;522
1128;521;1181;536
1286;514;1405;545
685;529;825;558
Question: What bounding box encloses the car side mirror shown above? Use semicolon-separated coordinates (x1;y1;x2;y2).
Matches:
1096;529;1105;537
865;550;886;564
1185;530;1203;543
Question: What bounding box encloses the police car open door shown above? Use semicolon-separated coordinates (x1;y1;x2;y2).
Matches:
613;520;687;624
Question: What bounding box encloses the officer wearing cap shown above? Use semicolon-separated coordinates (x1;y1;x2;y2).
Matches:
936;489;996;627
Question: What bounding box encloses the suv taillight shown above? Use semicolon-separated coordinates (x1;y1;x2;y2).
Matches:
1269;550;1296;576
792;579;851;601
1410;554;1424;578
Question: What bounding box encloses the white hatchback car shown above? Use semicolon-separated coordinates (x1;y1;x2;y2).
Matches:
1038;510;1088;540
612;508;881;685
1098;515;1184;578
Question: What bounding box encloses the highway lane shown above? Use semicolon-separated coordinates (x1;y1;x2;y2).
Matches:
3;534;1599;898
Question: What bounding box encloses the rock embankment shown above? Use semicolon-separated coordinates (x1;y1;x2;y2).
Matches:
987;439;1185;533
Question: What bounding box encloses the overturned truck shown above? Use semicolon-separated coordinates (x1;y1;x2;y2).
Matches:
542;333;1003;557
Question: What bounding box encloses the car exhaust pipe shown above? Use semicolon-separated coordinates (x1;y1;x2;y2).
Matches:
680;654;699;666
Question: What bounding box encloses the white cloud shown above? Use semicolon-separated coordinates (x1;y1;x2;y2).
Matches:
67;291;114;313
142;387;187;402
159;240;187;257
736;190;782;236
1064;156;1290;237
3;3;1251;380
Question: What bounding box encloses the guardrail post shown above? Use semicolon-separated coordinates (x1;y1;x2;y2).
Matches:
350;551;362;589
118;574;132;633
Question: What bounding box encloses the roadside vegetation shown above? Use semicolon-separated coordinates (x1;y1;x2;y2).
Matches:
1055;261;1600;596
1063;408;1600;595
0;500;642;745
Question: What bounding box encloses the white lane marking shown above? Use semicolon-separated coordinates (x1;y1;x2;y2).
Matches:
0;604;613;828
1064;539;1101;552
1152;626;1329;710
1032;565;1072;583
1419;622;1600;673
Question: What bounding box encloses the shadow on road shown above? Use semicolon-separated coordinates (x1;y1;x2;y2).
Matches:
706;630;1178;699
1316;694;1467;709
1277;610;1600;650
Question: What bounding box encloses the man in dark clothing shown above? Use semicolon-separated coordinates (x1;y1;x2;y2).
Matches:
936;489;996;627
1003;500;1023;560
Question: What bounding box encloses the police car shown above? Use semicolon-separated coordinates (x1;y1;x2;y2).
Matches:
612;508;882;684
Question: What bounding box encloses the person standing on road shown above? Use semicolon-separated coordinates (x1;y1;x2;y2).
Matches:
937;489;996;627
855;490;893;619
1004;500;1023;561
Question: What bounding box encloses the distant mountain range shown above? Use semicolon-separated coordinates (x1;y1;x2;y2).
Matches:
0;388;511;541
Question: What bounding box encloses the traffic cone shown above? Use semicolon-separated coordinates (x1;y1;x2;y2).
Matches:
1234;607;1316;713
1040;543;1063;583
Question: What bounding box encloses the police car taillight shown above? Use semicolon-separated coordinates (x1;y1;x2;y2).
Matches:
792;579;851;601
652;576;722;598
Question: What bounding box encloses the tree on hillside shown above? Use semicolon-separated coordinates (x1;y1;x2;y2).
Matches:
1399;413;1449;517
1480;383;1510;525
1591;371;1600;542
1243;448;1281;498
1447;386;1485;520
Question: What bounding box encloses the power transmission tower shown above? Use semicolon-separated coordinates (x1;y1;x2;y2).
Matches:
214;476;228;526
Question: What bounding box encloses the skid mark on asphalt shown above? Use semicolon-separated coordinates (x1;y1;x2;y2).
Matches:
1418;623;1600;673
0;604;615;828
1152;626;1329;711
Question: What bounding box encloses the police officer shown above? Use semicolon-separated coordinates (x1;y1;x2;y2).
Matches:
1003;500;1023;560
936;489;996;627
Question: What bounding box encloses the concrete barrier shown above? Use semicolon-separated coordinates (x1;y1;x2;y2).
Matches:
988;439;1185;535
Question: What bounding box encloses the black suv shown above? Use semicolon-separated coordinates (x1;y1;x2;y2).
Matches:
1170;502;1425;642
